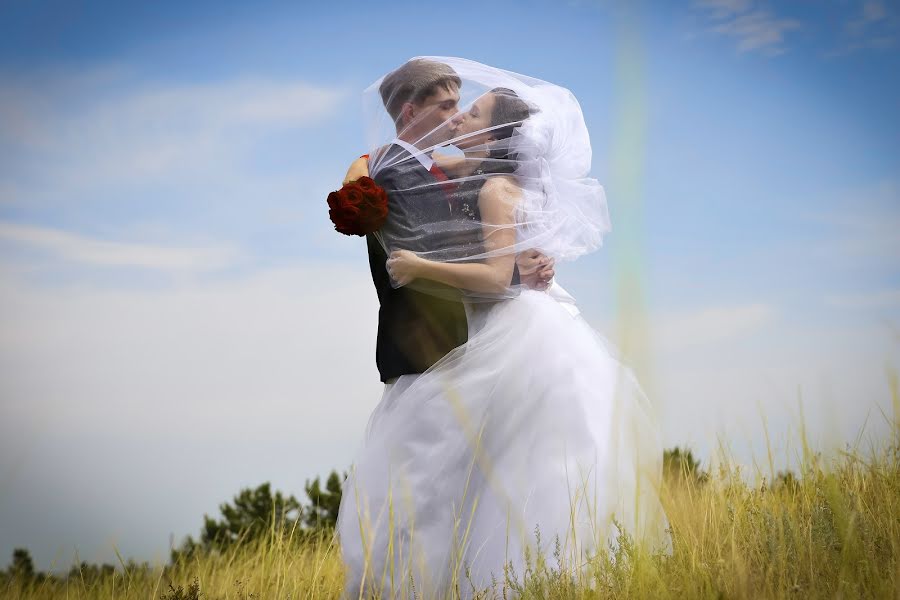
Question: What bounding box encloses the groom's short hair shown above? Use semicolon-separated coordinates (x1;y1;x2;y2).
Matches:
379;59;461;126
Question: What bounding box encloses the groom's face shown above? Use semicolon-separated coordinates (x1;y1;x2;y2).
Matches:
402;84;460;148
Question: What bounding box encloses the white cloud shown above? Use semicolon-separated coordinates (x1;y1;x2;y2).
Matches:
824;0;897;55
692;1;802;56
804;180;900;268
825;289;900;310
0;68;348;190
693;0;752;19
652;302;774;351
0;260;381;439
863;0;887;21
0;66;352;275
0;181;20;204
847;0;889;36
0;221;241;271
692;0;896;57
646;304;898;486
0;259;382;569
711;10;801;55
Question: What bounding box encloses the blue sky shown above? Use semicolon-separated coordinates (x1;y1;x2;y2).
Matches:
0;0;898;572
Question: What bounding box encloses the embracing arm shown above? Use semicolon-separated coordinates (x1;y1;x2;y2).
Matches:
342;156;370;185
388;177;519;295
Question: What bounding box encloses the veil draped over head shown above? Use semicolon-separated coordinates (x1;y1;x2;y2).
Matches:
363;56;610;301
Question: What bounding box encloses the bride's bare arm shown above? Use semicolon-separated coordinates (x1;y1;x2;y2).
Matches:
387;177;519;294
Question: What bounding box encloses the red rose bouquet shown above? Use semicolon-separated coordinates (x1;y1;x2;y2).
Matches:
326;176;389;237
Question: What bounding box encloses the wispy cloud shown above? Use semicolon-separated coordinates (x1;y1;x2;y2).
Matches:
693;0;801;56
0;68;348;190
0;221;241;271
653;303;775;350
695;0;752;20
832;0;897;54
0;259;381;570
0;66;350;266
825;289;900;310
804;181;900;269
846;0;889;36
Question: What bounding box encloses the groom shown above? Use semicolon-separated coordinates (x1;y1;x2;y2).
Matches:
354;58;555;386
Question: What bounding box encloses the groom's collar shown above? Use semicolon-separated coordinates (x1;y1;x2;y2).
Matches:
392;138;434;171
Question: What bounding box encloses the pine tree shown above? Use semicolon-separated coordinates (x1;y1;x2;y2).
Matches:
170;470;349;564
171;482;303;563
663;446;709;485
303;470;347;531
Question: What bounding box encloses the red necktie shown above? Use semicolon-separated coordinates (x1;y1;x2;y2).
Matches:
429;163;457;215
429;163;456;189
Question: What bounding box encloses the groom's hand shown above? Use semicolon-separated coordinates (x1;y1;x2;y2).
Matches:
516;249;555;291
342;156;370;185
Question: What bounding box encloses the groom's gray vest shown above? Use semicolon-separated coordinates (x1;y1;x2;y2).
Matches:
366;144;468;383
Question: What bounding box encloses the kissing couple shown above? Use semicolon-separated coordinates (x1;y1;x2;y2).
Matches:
332;57;672;599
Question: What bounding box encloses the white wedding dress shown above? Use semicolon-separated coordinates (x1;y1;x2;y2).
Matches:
336;282;672;599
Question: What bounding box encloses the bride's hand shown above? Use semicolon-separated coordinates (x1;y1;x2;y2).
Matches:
387;250;425;286
342;156;370;185
517;249;555;291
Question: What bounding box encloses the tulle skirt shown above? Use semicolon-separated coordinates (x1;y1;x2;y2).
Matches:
336;288;671;599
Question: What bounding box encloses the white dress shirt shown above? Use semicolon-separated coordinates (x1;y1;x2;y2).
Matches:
392;138;434;171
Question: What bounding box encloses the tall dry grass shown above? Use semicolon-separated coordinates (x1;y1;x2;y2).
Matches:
4;390;899;599
5;443;898;598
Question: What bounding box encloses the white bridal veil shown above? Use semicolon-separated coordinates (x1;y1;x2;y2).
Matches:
362;56;611;300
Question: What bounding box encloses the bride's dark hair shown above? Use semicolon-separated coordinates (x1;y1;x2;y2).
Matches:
447;88;536;272
483;87;536;175
449;87;535;239
454;88;536;212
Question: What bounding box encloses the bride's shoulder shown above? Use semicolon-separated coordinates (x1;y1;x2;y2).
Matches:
479;175;521;200
478;176;522;220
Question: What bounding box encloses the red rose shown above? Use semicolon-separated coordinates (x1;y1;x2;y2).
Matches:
327;176;389;236
358;176;383;197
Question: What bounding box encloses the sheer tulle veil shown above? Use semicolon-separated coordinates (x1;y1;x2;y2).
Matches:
361;56;612;301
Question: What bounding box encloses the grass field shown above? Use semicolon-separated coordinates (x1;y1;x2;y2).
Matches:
3;413;899;600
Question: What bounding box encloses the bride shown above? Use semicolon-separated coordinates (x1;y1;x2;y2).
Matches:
335;57;671;599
